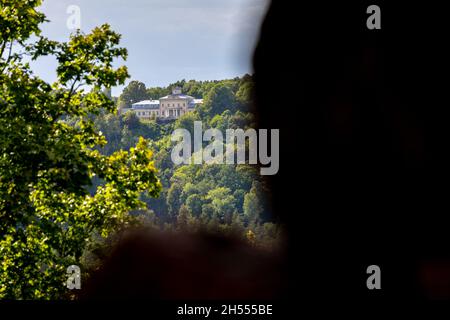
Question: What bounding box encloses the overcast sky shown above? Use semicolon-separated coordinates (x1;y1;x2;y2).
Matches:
32;0;269;96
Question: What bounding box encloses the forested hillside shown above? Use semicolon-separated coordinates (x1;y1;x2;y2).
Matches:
93;75;282;249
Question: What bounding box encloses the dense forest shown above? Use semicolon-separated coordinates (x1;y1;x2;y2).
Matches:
91;75;282;250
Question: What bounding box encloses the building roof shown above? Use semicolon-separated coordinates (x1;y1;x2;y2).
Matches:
132;100;160;110
159;94;194;100
132;100;159;105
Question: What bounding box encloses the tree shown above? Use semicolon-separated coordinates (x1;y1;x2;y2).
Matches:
174;110;200;130
94;113;121;155
166;182;183;218
120;125;136;150
235;76;254;110
185;194;203;217
206;187;236;223
122;111;140;130
177;205;192;230
147;86;169;100
118;80;149;109
230;212;245;233
0;1;161;299
243;184;263;225
201;83;237;118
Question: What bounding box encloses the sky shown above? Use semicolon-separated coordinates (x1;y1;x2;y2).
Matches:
32;0;269;96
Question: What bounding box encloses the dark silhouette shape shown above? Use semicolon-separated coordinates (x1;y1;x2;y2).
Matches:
253;0;450;302
80;229;283;300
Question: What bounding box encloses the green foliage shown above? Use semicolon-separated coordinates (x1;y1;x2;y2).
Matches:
0;2;161;299
117;80;149;109
147;86;170;100
236;75;254;109
244;182;264;225
174;110;200;135
122;111;140;130
206;187;236;223
92;112;166;155
115;74;280;246
0;1;46;50
200;83;238;118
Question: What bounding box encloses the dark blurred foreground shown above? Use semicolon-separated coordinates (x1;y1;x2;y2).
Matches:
80;229;284;300
252;0;450;303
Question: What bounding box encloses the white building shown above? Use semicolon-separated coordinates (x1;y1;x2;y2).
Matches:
125;87;203;120
130;100;160;119
159;87;198;118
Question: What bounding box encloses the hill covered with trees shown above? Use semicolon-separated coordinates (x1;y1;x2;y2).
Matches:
93;75;282;249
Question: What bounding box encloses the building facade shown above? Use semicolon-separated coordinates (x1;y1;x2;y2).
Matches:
125;87;203;120
130;100;160;119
